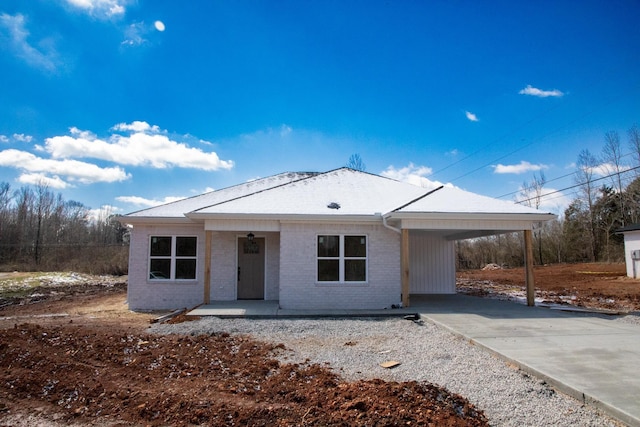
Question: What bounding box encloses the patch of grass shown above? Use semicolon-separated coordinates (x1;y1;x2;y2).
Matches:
0;272;51;298
0;272;88;298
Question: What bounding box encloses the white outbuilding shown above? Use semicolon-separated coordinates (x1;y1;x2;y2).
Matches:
616;224;640;278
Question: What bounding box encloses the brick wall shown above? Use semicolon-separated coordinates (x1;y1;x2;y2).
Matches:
127;224;205;311
279;222;401;310
128;221;402;310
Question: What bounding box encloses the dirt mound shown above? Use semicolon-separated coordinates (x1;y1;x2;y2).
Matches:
1;322;487;426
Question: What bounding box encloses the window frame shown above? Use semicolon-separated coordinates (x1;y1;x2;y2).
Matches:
316;234;368;284
148;235;198;281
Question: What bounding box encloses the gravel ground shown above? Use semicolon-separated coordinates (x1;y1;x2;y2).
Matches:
150;314;634;427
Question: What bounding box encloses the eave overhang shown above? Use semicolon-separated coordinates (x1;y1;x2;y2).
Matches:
186;212;383;223
385;211;557;222
117;216;197;226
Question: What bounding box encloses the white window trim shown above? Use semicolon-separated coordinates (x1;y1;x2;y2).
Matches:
148;235;198;281
316;234;368;284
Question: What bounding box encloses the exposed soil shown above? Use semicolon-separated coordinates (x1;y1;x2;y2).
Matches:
0;273;487;426
457;262;640;312
2;263;637;426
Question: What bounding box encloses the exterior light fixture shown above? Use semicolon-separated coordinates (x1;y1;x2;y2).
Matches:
247;232;255;242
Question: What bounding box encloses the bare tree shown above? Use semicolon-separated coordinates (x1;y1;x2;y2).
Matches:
519;172;546;264
0;181;127;274
33;182;56;265
346;154;366;172
602;130;628;226
628;124;640;174
575;149;598;261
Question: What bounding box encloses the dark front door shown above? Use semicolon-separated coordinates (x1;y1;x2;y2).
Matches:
237;237;265;299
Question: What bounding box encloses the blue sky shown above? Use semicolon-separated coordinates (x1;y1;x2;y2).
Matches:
1;0;639;218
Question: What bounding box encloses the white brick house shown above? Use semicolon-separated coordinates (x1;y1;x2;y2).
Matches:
120;168;555;310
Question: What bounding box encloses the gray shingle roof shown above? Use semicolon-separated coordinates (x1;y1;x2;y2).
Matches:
125;171;316;218
123;168;554;221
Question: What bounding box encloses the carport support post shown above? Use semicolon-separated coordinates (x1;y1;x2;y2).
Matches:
524;229;535;306
401;228;410;307
204;231;212;304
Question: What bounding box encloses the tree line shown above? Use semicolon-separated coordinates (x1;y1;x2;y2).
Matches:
457;124;640;269
0;182;128;274
2;125;639;275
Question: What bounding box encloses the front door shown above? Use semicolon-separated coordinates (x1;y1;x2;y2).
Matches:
237;237;265;299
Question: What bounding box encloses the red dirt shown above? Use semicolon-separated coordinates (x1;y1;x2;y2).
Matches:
0;276;487;426
3;263;636;426
457;262;640;312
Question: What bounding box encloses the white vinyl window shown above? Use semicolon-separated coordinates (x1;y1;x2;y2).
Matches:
149;236;197;280
317;235;367;282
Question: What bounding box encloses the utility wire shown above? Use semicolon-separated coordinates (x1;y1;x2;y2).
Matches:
429;67;640;185
447;89;631;184
514;164;640;205
495;150;640;199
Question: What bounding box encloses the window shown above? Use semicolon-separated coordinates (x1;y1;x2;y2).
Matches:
317;235;367;282
149;236;197;280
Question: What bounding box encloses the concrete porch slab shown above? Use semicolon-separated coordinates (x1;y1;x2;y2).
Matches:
188;300;418;319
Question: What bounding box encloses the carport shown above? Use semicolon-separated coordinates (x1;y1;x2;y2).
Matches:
382;185;555;307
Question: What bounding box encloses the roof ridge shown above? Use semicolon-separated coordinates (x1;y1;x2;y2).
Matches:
391;185;444;212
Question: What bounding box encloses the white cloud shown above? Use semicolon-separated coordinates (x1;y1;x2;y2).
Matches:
45;122;234;170
465;111;479;122
0;135;8;143
17;173;69;189
65;0;127;18
116;195;186;207
493;161;548;174
591;162;631;177
380;163;449;190
12;133;33;143
87;204;122;222
0;149;130;185
121;21;148;46
519;85;564;98
112;121;159;133
0;13;59;72
280;124;292;137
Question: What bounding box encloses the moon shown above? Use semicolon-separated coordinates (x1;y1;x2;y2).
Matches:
154;21;165;32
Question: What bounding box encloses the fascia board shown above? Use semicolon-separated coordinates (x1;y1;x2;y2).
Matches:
385;212;557;222
117;216;196;226
186;212;382;223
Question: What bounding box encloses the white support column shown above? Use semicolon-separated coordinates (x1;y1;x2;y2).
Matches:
204;231;212;304
401;228;410;308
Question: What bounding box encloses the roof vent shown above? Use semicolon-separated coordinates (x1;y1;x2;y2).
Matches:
327;202;341;210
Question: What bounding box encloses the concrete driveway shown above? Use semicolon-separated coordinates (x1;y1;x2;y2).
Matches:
413;294;640;427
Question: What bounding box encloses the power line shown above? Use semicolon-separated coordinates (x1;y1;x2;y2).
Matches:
428;68;640;185
447;89;633;184
514;165;640;205
495;150;640;200
494;170;575;199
